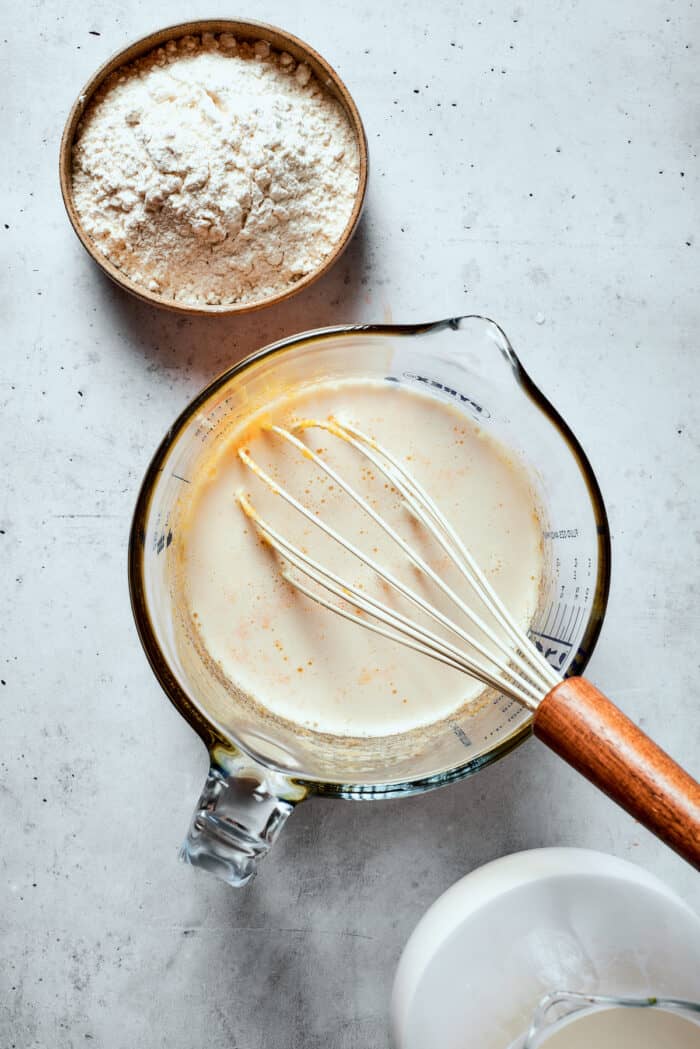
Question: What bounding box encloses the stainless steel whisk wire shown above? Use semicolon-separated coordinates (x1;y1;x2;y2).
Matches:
237;418;561;711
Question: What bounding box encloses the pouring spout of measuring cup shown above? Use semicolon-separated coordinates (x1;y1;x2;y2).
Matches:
180;749;308;887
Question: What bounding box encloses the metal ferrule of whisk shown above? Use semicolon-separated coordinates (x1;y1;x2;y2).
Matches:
236;418;561;712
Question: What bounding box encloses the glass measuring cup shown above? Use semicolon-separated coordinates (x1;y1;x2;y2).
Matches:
128;316;610;885
519;991;700;1047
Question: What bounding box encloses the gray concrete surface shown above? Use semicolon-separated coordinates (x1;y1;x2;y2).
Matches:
2;1;699;1046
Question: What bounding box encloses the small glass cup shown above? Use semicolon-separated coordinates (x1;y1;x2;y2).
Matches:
128;316;611;885
520;990;700;1047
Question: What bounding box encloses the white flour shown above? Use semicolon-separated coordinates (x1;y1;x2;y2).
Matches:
71;34;360;306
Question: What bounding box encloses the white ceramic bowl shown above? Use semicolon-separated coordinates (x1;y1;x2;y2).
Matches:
391;848;700;1049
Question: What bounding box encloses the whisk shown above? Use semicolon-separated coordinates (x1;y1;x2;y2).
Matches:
239;419;700;868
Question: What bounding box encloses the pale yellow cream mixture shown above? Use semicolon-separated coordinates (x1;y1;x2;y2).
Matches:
177;379;544;737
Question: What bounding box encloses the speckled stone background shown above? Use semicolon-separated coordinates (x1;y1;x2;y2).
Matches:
2;1;699;1046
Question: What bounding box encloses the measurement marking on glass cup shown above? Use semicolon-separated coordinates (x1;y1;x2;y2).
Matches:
541;602;566;640
540;600;580;645
563;604;578;640
155;529;173;554
450;723;472;747
530;630;572;648
568;605;583;640
387;372;491;419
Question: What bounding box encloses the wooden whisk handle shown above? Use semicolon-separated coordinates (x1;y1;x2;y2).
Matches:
534;677;700;869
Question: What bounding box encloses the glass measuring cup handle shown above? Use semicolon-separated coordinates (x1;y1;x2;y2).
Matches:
521;990;700;1047
179;749;309;887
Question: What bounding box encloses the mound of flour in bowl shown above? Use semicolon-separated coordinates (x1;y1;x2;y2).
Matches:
71;33;361;307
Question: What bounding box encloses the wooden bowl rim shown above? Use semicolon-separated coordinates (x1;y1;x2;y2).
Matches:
59;18;369;316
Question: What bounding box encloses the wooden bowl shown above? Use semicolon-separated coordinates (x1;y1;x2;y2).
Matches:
59;19;369;316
